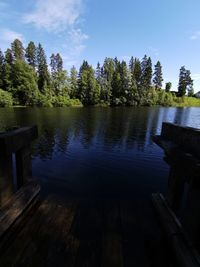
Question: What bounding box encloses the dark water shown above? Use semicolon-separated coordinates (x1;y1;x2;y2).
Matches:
0;107;199;199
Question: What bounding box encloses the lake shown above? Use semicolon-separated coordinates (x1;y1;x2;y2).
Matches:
1;106;200;265
0;106;199;199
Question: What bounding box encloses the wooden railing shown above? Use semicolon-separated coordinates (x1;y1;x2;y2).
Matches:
152;122;200;267
0;126;38;206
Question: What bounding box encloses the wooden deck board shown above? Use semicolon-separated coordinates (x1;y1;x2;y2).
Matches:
0;195;176;267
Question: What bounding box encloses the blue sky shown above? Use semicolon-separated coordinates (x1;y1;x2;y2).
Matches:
0;0;200;91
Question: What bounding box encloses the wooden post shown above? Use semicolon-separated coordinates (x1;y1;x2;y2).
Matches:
16;145;32;189
167;164;185;211
0;152;13;206
0;125;38;204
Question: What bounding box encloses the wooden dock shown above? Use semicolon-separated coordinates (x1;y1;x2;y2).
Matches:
1;123;200;266
152;122;200;267
0;187;174;267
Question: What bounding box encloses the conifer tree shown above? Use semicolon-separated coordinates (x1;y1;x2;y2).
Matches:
69;66;78;98
78;61;100;105
129;56;134;72
37;43;50;92
0;49;5;89
133;58;141;87
25;41;37;69
153;61;163;89
128;57;139;104
4;49;14;91
101;58;114;103
165;82;172;92
178;66;193;97
50;53;68;96
141;55;152;88
11;39;25;61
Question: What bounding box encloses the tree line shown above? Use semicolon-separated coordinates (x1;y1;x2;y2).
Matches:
0;39;194;107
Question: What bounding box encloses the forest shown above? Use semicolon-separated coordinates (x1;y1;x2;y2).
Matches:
0;39;196;107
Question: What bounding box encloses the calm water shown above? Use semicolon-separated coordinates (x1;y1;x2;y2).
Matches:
0;107;199;199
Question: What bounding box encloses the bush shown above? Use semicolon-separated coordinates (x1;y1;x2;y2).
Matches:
69;98;83;107
36;93;53;107
0;89;13;107
157;91;174;106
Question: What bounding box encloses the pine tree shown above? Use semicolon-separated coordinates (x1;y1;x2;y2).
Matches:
133;58;141;87
165;82;172;92
78;61;100;105
129;56;134;72
50;53;68;96
25;41;37;69
11;39;25;61
4;49;14;91
70;66;78;98
120;60;129;103
5;49;14;65
128;57;139;105
96;62;101;84
111;59;122;104
153;61;163;89
186;70;194;96
37;43;50;92
55;53;63;72
101;58;114;103
0;49;5;89
141;55;152;88
178;66;193;97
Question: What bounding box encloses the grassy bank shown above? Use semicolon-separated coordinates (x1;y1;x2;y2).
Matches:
173;97;200;107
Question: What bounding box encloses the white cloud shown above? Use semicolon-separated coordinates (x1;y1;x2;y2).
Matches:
190;31;200;40
0;29;24;43
68;28;88;44
23;0;88;67
24;0;83;32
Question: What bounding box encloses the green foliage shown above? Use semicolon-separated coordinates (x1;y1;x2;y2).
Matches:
11;39;25;61
0;89;13;107
69;66;78;98
36;92;53;107
165;82;172;92
25;41;37;69
153;61;163;89
0;39;198;108
0;49;5;89
178;66;193;97
11;60;39;105
141;55;152;88
78;62;100;105
173;96;200;107
52;96;82;107
37;43;50;92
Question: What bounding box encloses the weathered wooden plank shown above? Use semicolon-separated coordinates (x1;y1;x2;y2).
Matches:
120;199;151;267
0;152;13;206
0;198;56;266
74;199;103;267
17;199;78;267
152;193;200;267
0;181;40;240
16;145;32;188
0;196;79;267
101;200;124;267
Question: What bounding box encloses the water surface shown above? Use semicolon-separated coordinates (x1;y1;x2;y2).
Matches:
0;107;199;198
